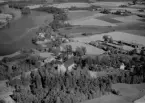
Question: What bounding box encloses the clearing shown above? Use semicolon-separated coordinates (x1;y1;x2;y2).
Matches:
49;2;90;8
72;31;145;45
82;83;145;103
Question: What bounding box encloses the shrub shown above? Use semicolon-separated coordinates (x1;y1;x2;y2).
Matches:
82;33;93;36
100;9;110;14
21;7;31;15
0;99;6;103
35;6;64;14
111;89;120;95
119;5;128;8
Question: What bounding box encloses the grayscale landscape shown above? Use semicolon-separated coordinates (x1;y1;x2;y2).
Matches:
0;0;145;103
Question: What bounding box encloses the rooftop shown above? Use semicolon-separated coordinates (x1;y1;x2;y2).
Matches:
64;57;74;68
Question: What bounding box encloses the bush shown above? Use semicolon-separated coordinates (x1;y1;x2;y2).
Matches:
0;99;6;103
119;5;128;8
138;9;144;12
82;33;93;36
21;7;31;15
111;89;120;95
35;6;64;14
100;9;110;14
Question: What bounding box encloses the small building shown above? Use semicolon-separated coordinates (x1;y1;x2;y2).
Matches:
54;57;76;74
61;38;70;43
38;32;46;38
130;65;135;73
88;70;97;78
59;46;66;52
53;61;66;74
64;57;76;72
110;10;118;14
120;63;125;70
43;56;56;64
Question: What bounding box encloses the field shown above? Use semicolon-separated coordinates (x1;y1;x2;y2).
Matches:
82;83;145;103
68;12;118;26
71;31;145;45
49;2;90;8
64;2;145;103
67;11;99;21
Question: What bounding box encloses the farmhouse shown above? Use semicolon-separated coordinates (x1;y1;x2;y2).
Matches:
43;56;56;64
54;57;76;73
88;70;98;78
64;57;76;72
38;32;46;38
119;63;125;70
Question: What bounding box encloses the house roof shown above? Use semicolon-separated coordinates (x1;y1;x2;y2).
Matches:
64;57;74;68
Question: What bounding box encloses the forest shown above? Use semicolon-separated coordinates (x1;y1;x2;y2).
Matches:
3;52;145;103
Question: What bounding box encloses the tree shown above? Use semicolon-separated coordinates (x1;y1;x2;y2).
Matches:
2;57;10;63
49;20;62;31
75;46;86;57
133;0;138;5
64;45;73;56
103;35;113;43
0;9;2;13
82;47;86;55
0;100;6;103
53;13;68;21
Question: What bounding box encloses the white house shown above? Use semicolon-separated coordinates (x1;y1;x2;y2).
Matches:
43;56;56;64
51;35;55;40
57;63;67;74
120;63;126;70
110;10;117;14
59;46;65;52
55;57;76;74
88;70;98;78
67;63;77;72
68;53;74;59
38;32;46;38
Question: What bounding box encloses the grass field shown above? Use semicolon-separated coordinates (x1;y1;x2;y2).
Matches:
113;15;143;23
72;31;145;45
59;26;114;37
67;11;99;21
82;83;145;103
96;14;122;23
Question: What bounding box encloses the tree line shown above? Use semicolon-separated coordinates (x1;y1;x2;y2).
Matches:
7;52;145;103
0;55;40;81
